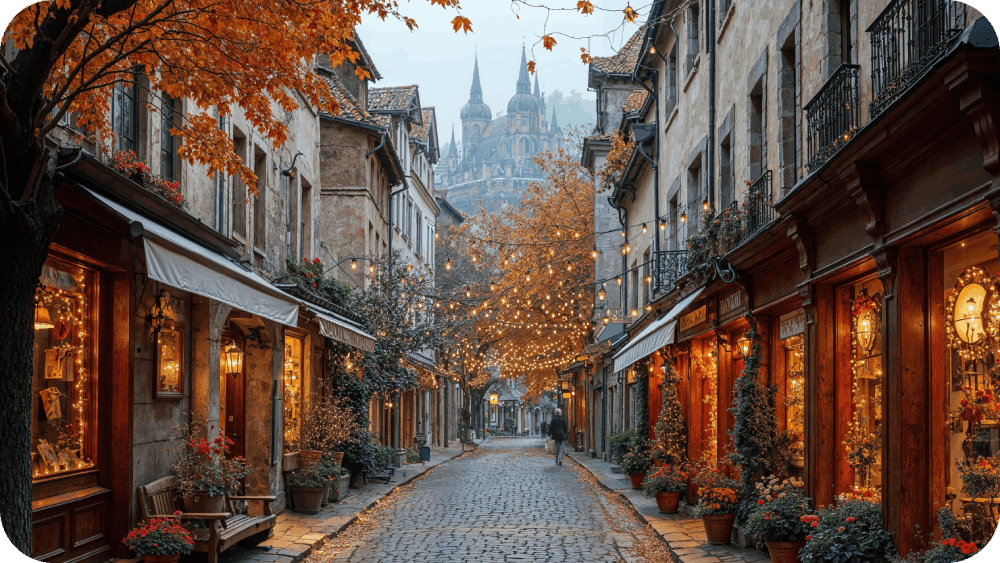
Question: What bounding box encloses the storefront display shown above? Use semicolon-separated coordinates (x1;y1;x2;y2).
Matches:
155;325;184;399
31;259;96;479
846;278;884;492
782;334;804;468
696;340;719;462
283;335;304;452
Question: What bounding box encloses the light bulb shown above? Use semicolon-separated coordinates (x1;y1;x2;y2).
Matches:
351;259;357;270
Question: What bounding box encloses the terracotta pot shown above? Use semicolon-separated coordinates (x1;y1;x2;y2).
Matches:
655;491;681;513
182;493;225;514
628;472;647;490
143;555;181;563
320;481;330;505
329;474;351;502
334;451;345;465
702;513;736;544
765;540;807;563
290;485;325;514
298;450;323;467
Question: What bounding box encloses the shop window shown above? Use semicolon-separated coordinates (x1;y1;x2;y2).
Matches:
283;336;304;452
940;231;1000;518
782;334;805;468
696;339;720;462
32;259;97;480
845;277;884;492
154;321;184;400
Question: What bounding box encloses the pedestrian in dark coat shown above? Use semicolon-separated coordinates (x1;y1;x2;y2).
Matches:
541;420;548;437
548;409;569;465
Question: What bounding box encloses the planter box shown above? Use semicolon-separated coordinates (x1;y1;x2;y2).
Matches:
329;474;351;502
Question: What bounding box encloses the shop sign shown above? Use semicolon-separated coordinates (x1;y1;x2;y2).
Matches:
719;290;746;317
779;309;806;340
680;305;708;332
40;265;78;292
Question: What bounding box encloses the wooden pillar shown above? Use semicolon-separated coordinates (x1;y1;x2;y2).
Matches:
804;283;837;507
878;247;930;555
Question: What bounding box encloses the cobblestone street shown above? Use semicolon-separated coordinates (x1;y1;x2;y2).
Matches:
308;438;632;563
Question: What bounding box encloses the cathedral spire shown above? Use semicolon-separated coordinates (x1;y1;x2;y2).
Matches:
516;45;531;94
533;74;541;99
449;124;458;157
550;106;562;133
470;54;483;102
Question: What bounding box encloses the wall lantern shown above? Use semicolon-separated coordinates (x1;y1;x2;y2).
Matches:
223;342;244;378
680;212;687;224
489;393;499;405
602;314;610;325
350;259;358;270
34;302;54;330
946;267;1000;361
955;283;988;344
369;264;375;274
598;287;607;301
702;199;710;212
737;334;752;358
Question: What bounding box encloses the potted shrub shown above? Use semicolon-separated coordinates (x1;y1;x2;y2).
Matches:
743;476;813;563
695;475;740;544
173;432;250;513
799;499;893;562
641;465;688;513
288;462;327;514
123;515;195;563
326;463;351;502
619;439;653;489
299;395;359;467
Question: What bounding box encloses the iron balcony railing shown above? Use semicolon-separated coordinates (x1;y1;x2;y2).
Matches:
654;250;689;295
867;0;967;118
743;170;776;240
805;64;861;171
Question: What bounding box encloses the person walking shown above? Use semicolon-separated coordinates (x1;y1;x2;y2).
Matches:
548;408;568;466
540;420;548;438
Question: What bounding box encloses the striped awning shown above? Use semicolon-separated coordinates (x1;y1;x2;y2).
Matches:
613;287;704;372
311;308;376;352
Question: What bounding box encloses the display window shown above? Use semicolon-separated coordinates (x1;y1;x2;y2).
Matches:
940;230;1000;524
693;339;719;463
283;335;304;452
782;334;805;469
842;276;884;495
31;258;97;480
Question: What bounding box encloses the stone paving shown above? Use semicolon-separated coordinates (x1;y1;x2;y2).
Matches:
567;451;772;563
329;437;622;563
206;446;470;563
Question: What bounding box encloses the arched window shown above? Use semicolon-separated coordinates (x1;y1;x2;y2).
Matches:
519;138;527;153
473;124;480;138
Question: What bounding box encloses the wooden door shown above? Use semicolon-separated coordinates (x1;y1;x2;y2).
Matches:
222;333;246;460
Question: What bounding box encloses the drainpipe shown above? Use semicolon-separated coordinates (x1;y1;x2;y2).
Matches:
707;0;717;211
601;365;607;459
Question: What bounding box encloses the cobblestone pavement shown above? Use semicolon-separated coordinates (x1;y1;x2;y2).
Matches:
317;438;624;563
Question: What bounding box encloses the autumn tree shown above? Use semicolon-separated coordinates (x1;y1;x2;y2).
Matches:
446;129;595;401
0;0;470;551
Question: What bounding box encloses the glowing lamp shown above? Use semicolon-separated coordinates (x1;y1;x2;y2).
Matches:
369;264;375;274
489;393;499;405
702;199;709;211
680;212;687;224
659;219;666;230
446;258;453;270
224;343;244;378
615;276;622;286
642;223;647;234
737;334;751;358
350;259;357;270
598;287;606;301
602;314;610;325
34;303;54;330
955;283;988;344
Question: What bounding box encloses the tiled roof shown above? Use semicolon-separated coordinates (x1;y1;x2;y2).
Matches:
591;28;645;75
368;85;418;112
622;90;648;113
411;107;435;143
320;74;376;125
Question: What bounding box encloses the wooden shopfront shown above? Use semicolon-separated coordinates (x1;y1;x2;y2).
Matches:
31;185;135;563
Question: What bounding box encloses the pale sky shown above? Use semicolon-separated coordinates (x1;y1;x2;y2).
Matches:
357;1;648;141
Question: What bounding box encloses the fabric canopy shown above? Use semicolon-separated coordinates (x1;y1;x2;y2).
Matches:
613;287;705;372
311;308;376;352
86;189;300;326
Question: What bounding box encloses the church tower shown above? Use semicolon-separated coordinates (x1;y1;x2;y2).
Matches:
507;46;540;165
460;54;491;159
534;74;547;132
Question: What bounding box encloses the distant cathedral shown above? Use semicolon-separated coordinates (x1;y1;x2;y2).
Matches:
436;47;563;215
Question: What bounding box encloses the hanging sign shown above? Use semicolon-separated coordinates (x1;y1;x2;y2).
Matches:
719;290;746;317
680;305;707;332
779;309;806;340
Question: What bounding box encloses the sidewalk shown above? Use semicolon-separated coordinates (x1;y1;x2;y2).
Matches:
567;451;770;563
215;446;471;563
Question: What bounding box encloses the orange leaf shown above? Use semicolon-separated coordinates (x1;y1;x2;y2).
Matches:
542;35;557;51
527;60;536;74
624;4;638;24
404;17;418;31
576;1;594;15
451;15;473;34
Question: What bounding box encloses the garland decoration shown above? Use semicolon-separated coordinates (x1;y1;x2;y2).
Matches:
844;288;882;489
653;358;687;466
945;267;1000;361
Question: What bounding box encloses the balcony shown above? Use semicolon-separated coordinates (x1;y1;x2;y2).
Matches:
868;0;967;118
805;64;861;171
743;170;776;241
654;250;689;295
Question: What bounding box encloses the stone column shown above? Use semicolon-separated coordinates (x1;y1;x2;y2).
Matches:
190;296;231;439
243;319;282;514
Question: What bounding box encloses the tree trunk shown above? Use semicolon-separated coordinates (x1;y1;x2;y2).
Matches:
0;167;63;555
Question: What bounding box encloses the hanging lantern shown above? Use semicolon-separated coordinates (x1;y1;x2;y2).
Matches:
855;290;878;354
445;258;453;270
615;276;622;286
659;219;666;230
598;287;606;301
737;334;751;358
702;199;710;211
350;259;357;270
641;223;647;234
223;342;244;378
602;314;610;325
369;264;375;274
34;302;54;330
680;212;687;224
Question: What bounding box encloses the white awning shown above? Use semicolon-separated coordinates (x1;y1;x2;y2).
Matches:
310;308;376;352
86;189;299;326
613;287;705;372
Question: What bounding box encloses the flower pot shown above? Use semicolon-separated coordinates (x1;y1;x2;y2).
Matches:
687;478;699;505
655;491;681;513
182;493;225;514
702;514;736;544
334;451;345;465
143;555;181;563
290;485;325;514
330;474;351;502
298;450;323;468
765;540;808;563
320;482;330;505
628;472;647;490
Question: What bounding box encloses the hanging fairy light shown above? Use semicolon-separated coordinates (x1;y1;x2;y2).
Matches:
659;218;666;230
598;287;606;301
641;223;647;234
445;258;453;270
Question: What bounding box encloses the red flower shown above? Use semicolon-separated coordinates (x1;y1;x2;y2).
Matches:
838;527;845;532
757;499;765;505
845;517;855;523
811;522;818;528
313;258;321;264
805;535;812;541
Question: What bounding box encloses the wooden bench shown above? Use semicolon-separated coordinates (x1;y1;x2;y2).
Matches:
137;476;276;563
372;466;394;484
